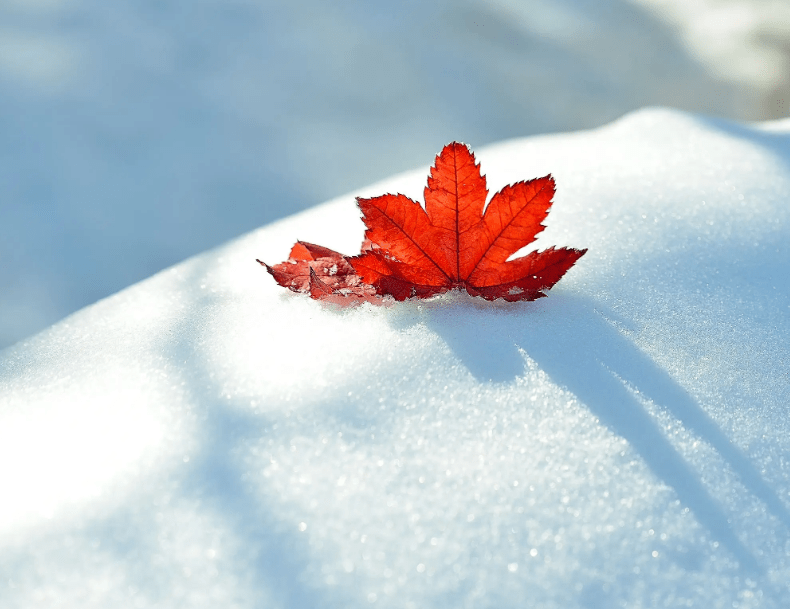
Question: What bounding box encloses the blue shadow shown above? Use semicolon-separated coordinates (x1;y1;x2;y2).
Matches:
427;294;790;576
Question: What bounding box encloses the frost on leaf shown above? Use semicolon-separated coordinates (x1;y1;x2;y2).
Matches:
259;142;586;304
258;241;381;304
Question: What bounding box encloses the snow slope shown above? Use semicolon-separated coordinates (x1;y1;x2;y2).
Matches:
1;108;790;607
3;0;788;349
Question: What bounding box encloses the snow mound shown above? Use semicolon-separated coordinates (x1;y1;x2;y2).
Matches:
2;108;790;607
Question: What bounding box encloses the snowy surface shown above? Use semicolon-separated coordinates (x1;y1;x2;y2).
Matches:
2;108;790;607
3;0;790;348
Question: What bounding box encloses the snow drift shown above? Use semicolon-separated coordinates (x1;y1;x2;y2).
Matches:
1;108;789;608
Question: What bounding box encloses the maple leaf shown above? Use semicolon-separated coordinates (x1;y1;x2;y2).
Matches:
258;241;381;303
349;142;586;301
261;142;586;303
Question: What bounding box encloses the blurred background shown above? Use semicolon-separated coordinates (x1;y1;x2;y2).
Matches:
1;0;788;349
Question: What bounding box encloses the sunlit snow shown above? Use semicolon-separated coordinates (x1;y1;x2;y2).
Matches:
1;109;789;607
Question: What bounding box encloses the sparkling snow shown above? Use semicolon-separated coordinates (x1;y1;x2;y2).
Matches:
1;109;790;607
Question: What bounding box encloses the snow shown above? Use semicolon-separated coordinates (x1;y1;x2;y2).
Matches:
3;0;789;349
2;108;790;607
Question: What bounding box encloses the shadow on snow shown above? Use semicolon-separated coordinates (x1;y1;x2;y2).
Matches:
427;293;790;576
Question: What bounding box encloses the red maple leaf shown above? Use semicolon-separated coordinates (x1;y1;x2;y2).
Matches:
258;241;382;304
261;142;586;303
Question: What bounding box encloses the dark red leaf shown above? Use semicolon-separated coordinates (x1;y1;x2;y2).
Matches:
258;241;381;303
